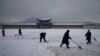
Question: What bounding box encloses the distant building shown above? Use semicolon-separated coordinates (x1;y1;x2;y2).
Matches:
52;23;83;28
2;23;36;29
1;18;100;29
0;23;2;28
36;19;52;28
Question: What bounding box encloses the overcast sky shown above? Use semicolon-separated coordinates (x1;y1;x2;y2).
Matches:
0;0;100;23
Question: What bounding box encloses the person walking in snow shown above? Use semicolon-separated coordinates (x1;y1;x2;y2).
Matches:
18;27;23;36
2;28;5;37
60;30;72;49
85;30;91;44
40;32;48;42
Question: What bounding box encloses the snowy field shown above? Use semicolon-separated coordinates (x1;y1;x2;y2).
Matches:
0;29;100;56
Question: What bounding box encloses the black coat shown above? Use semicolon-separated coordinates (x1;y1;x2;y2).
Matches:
85;32;91;40
2;29;5;37
19;28;22;34
62;32;71;44
40;32;46;38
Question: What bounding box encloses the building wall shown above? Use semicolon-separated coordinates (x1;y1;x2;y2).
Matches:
2;24;84;29
52;25;83;29
83;25;100;29
2;25;37;29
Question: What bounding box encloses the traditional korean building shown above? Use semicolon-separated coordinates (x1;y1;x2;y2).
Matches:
2;23;36;29
36;19;52;28
1;18;100;29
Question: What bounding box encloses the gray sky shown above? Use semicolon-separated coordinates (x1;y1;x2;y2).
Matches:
0;0;100;23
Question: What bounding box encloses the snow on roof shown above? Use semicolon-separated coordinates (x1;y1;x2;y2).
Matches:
3;22;99;26
4;23;36;25
53;23;84;25
3;22;84;25
39;18;51;20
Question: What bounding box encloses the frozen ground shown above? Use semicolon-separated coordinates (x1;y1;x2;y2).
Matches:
0;29;100;56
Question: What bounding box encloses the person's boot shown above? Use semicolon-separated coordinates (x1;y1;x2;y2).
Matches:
67;47;70;49
67;46;70;49
60;44;62;48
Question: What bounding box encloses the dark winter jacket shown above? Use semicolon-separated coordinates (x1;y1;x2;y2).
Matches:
62;31;71;44
85;32;91;40
19;28;22;34
40;32;46;38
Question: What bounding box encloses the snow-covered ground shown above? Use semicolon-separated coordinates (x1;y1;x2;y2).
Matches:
0;29;100;56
